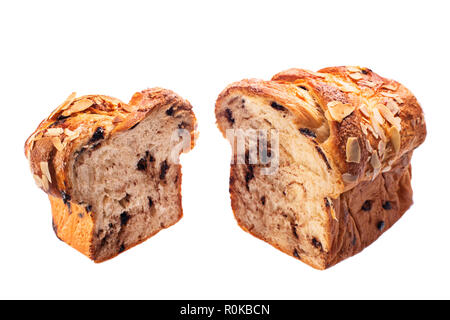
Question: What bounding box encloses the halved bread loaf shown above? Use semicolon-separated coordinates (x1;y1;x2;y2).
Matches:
25;88;197;262
215;66;426;269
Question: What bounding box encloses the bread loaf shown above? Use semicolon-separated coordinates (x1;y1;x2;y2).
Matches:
25;88;197;262
215;66;426;269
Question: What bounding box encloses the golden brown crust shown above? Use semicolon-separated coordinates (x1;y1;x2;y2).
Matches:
26;88;197;262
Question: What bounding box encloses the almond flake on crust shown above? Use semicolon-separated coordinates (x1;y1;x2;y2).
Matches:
380;92;404;104
381;84;398;91
346;137;361;163
346;66;361;73
342;173;358;183
365;139;373;153
121;103;139;113
386;100;400;115
372;107;385;125
359;104;370;118
327;101;355;122
62;98;94;117
359;80;378;88
378;140;386;158
389;126;401;153
349;73;363;80
41;174;49;191
377;104;401;131
370;151;381;170
45;128;64;136
40;161;52;183
51;137;64;151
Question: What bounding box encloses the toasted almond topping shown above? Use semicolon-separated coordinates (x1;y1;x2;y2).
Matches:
59;92;77;111
372;107;385;125
366;139;373;153
45;128;64;136
327;101;355;122
389;126;401;153
366;123;378;139
377;104;401;130
370;151;381;170
342;173;358;183
361;123;368;135
349;72;363;80
346;137;361;163
359;104;370;118
122;103;139;113
380;92;404;104
382;166;392;173
378;140;386;158
51;137;64;151
40;161;52;183
386;100;400;115
33;174;43;188
41;174;49;191
62;98;94;117
381;84;397;91
346;66;361;73
359;80;377;88
64;127;82;141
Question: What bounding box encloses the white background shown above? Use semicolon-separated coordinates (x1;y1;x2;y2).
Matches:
1;0;449;299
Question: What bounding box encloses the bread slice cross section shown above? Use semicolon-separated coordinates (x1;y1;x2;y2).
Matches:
25;88;197;262
215;67;426;269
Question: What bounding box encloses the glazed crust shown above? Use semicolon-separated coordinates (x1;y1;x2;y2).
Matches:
216;66;426;269
25;89;197;261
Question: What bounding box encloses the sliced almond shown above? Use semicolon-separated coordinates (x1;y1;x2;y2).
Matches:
62;98;94;117
51;137;64;151
372;107;385;125
361;123;368;135
370;151;381;170
382;166;392;173
380;92;404;104
386;100;400;115
359;104;370;118
327;101;355;122
59;92;77;111
346;137;361;163
342;173;358;183
378;140;386;158
346;66;361;73
366;139;373;153
122;103;139;113
389;126;401;153
40;161;52;183
33;174;43;188
41;174;49;191
349;72;363;80
45;128;64;136
359;80;377;88
381;84;397;91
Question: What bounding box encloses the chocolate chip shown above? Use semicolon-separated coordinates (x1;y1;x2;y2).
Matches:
129;122;139;130
166;106;175;116
293;249;300;259
119;244;125;253
270;101;286;111
108;223;113;228
225;108;235;124
89;127;104;143
148;196;153;208
56;114;70;121
361;69;369;75
324;198;330;207
160;160;169;180
120;211;130;226
137;158;147;171
298;85;308;91
299;128;316;138
382;201;392;210
245;165;254;190
377;221;385;231
146;151;155;162
61;191;71;205
361;200;372;211
292;224;299;239
312;237;322;250
86;205;92;212
261;196;266;206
